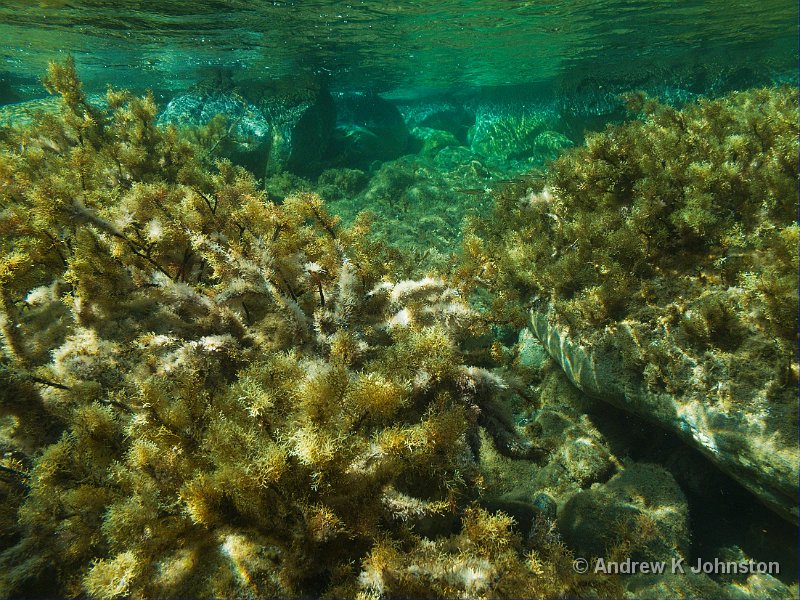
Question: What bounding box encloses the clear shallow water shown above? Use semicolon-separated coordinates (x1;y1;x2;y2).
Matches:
0;0;796;101
0;3;798;599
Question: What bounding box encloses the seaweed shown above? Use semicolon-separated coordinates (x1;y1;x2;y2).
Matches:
459;86;798;405
0;60;564;599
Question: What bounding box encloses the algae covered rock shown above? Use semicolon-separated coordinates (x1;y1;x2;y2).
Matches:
157;81;335;178
558;463;690;562
461;86;799;523
328;92;410;167
316;167;369;201
0;95;63;127
0;93;108;127
409;126;461;158
257;82;335;176
399;101;475;143
468;103;572;168
477;352;621;531
323;152;494;266
157;91;270;174
531;312;799;524
624;571;730;600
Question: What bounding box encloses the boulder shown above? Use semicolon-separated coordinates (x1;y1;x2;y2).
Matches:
400;102;475;143
531;311;800;524
258;86;335;176
328;93;409;168
558;462;690;562
157;91;270;174
408;126;461;158
316;168;369;202
0;94;105;127
327;124;385;170
468;103;568;167
158;86;335;178
417;105;474;143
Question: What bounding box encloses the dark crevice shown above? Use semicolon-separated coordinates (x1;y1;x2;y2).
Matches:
583;398;798;585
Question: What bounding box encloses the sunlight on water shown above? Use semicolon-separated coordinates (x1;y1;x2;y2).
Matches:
0;0;796;99
0;2;797;599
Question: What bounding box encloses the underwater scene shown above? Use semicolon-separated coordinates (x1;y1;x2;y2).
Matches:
0;1;798;599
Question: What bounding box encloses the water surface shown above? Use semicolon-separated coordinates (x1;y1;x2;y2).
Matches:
0;0;796;101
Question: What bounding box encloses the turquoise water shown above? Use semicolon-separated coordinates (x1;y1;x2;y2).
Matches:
4;0;794;255
0;3;798;599
0;0;797;101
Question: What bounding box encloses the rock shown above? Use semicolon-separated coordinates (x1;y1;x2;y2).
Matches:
399;102;475;143
0;94;105;127
263;172;313;203
408;127;461;158
468;103;566;167
531;311;800;524
0;74;23;106
516;328;549;370
623;548;795;599
316;168;369;201
480;497;540;537
532;130;573;157
328;93;409;167
432;145;483;172
157;91;270;175
624;572;724;600
258;86;335;177
479;360;620;511
558;462;690;562
417;105;474;143
531;492;557;521
723;572;796;599
327;124;385;170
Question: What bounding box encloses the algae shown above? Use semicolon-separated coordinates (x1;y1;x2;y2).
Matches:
460;86;799;522
0;59;571;599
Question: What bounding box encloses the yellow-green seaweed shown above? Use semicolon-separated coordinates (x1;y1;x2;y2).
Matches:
0;59;566;599
459;85;799;523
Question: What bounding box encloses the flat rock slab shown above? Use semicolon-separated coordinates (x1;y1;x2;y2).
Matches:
530;310;799;524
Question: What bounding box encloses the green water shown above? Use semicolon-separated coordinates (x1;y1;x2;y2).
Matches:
5;0;792;258
0;3;798;599
0;0;797;101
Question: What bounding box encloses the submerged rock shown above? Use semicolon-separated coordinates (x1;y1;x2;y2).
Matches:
558;462;690;562
327;124;385;169
531;491;557;521
532;311;800;525
328;92;410;167
258;84;335;176
0;94;105;127
467;103;571;167
316;168;369;201
399;101;475;143
157;91;270;174
408;126;461;158
463;87;800;525
158;84;335;177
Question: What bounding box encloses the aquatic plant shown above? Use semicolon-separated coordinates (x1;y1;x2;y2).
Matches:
460;86;799;521
463;87;797;339
0;59;562;599
468;105;572;167
355;505;607;600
